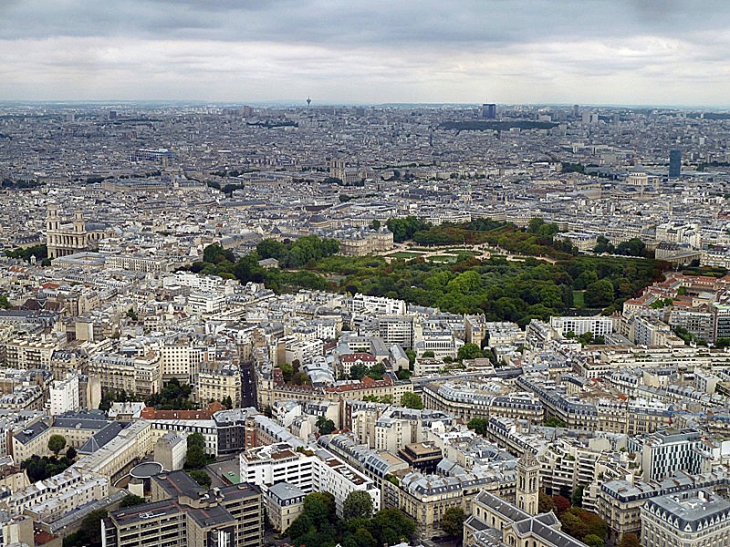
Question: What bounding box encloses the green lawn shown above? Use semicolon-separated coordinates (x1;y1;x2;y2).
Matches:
573;290;585;308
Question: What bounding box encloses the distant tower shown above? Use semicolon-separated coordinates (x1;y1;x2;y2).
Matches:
516;451;540;515
73;211;85;234
46;205;60;233
669;150;681;178
46;205;61;259
482;103;497;119
306;97;312;106
330;159;346;180
572;104;580;118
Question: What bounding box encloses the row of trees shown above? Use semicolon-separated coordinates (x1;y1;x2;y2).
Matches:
4;244;49;262
1;178;44;189
594;235;649;257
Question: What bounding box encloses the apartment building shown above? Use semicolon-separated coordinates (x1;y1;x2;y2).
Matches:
2;467;108;523
239;444;317;492
641;490;730;547
195;363;241;408
265;481;305;533
49;373;80;416
313;450;380;517
422;382;543;424
398;470;515;539
629;429;704;482
550;316;614;338
149;471;263;547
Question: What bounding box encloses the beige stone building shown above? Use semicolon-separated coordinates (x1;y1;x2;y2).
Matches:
195;363;241;407
397;471;516;539
265;481;306;533
641;490;730;547
46;205;111;259
464;490;585;547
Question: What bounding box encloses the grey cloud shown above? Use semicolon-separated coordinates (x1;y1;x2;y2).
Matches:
3;0;730;47
2;0;730;104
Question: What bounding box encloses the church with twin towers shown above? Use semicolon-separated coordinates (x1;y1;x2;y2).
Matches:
45;204;112;259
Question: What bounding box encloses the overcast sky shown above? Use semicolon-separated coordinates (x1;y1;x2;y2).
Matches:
2;0;729;106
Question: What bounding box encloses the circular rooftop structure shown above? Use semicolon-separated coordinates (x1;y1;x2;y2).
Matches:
130;462;163;480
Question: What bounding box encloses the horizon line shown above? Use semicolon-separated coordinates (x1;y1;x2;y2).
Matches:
1;99;730;110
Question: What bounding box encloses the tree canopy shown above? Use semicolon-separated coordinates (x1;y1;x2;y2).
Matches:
458;343;483;361
400;392;424;410
185;432;207;469
48;434;66;454
343;491;374;521
440;507;465;538
316;416;336;435
188;219;667;324
286;494;414;547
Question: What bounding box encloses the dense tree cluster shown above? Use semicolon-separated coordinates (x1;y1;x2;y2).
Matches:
1;178;45;189
440;507;465;538
457;342;484;361
467;418;489;436
278;361;311;385
4;244;48;262
595;235;649;257
22;454;73;482
145;378;196;410
537;491;607;545
187;469;212;487
350;361;386;381
190;220;666;325
257;236;340;268
285;492;415;547
342;491;373;520
386;216;431;242
120;495;146;508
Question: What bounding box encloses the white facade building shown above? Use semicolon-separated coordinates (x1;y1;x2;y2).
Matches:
49;373;80;416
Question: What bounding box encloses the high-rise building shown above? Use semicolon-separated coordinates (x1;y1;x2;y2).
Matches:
669;149;681;178
481;103;496;119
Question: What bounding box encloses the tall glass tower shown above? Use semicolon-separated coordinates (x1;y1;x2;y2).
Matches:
669;149;681;178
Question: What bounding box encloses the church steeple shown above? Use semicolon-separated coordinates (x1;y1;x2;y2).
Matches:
517;450;540;515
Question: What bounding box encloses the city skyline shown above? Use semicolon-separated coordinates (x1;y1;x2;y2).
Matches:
2;0;730;106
